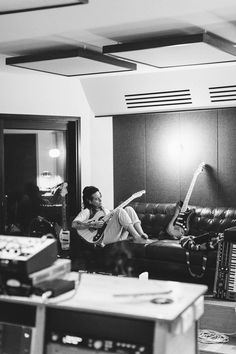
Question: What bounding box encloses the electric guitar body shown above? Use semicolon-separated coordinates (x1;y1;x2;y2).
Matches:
167;162;205;240
79;210;107;244
54;183;70;251
78;190;146;244
167;202;194;239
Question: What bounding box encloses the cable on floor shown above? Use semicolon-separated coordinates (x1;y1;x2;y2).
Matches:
198;329;232;344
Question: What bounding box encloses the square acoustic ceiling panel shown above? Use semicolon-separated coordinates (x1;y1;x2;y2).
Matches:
0;0;88;15
6;48;137;76
103;32;236;68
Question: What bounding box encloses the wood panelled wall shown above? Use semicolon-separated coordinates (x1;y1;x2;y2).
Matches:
113;108;236;207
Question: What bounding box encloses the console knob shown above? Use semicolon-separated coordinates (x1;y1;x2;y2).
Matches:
94;340;103;350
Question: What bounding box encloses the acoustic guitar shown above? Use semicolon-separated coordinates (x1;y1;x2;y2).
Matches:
167;162;205;240
78;190;146;244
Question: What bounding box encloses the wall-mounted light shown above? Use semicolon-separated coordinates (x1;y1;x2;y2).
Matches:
49;148;61;158
0;0;88;15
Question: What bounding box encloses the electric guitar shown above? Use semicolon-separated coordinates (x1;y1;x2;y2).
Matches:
167;162;205;239
55;182;70;250
78;190;146;244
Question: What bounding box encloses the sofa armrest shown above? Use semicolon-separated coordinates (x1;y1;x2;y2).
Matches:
224;226;236;242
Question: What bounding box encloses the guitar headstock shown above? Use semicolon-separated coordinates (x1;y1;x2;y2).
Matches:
132;190;146;199
195;162;205;176
60;182;68;197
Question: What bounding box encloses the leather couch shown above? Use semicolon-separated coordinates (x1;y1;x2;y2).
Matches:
70;202;236;290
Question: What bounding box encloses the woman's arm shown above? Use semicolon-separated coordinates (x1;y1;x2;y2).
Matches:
72;219;101;230
72;209;104;230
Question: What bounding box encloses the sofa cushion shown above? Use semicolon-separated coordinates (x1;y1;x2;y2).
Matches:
145;239;217;268
104;240;146;259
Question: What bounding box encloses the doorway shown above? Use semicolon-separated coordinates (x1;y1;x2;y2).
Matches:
0;114;80;235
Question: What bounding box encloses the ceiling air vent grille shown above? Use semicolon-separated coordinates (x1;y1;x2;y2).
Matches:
125;89;192;109
209;85;236;102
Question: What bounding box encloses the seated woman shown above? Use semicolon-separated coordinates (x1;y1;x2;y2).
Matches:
72;186;150;246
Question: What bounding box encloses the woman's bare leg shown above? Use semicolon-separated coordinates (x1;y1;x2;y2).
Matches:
104;207;149;244
125;206;148;239
127;224;147;243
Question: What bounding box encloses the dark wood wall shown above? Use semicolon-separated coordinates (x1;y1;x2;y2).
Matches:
113;108;236;207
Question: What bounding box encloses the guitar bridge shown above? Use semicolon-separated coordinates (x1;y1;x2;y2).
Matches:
93;233;103;242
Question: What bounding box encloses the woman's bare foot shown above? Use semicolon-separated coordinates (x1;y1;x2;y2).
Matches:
127;225;152;243
132;236;153;244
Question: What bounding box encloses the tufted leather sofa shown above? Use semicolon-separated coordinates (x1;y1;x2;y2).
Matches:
70;202;236;290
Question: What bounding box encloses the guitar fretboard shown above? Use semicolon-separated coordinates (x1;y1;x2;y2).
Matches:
62;198;67;231
182;173;199;212
181;162;205;212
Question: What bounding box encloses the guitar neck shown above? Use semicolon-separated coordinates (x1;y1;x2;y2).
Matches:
62;197;67;230
181;174;198;212
103;194;142;222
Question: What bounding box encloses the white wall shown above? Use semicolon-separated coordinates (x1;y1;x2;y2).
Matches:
90;116;113;210
81;63;236;116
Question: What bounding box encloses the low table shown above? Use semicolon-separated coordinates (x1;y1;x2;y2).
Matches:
0;273;207;354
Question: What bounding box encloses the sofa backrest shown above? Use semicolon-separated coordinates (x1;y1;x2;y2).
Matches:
129;202;236;238
191;206;236;235
129;202;176;238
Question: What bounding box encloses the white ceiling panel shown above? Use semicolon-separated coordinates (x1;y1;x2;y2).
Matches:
105;42;236;68
6;49;137;76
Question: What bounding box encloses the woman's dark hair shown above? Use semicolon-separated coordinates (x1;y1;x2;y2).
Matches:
82;186;99;209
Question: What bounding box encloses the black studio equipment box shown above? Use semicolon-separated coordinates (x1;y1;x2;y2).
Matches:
34;278;75;297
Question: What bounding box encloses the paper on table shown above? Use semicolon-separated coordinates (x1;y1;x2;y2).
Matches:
77;273;173;302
